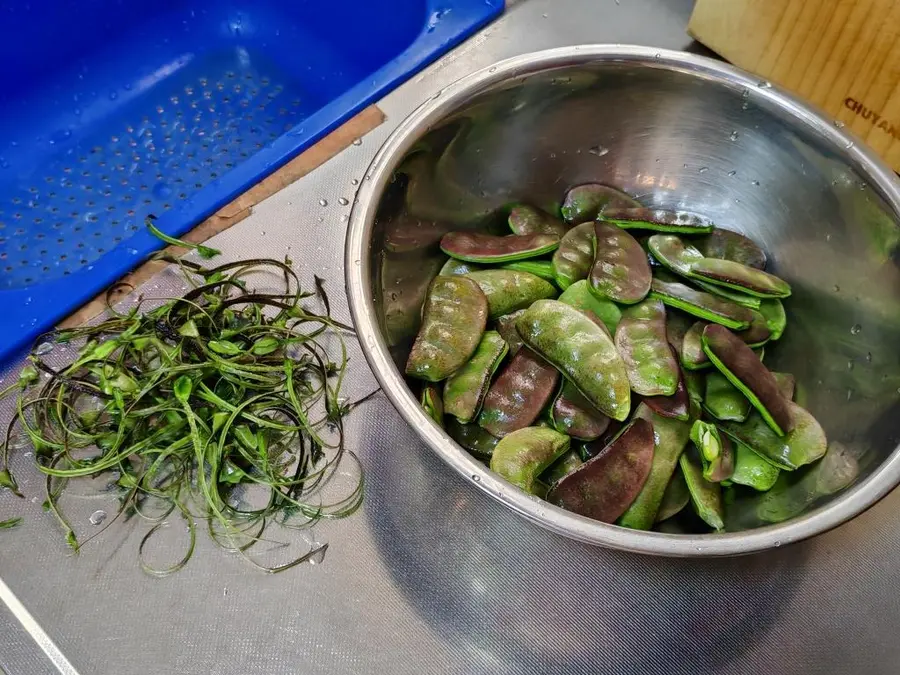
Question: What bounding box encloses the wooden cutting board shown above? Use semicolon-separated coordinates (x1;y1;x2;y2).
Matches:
689;0;900;172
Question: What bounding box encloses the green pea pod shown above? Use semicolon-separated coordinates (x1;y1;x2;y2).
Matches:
618;403;692;529
649;277;753;330
590;222;652;304
478;348;560;437
758;299;787;340
540;450;584;485
443;331;508;423
704;371;751;422
701;324;792;435
405;276;489;382
718;401;827;470
690;420;735;482
690;258;791;298
614;298;680;396
490;426;571;494
730;440;780;491
696;228;767;270
683;370;705;421
561;183;641;224
551;222;594;290
547;418;655;523
420;384;444;427
647;234;705;276
500;260;558;284
682;315;769;370
516;300;631;421
495;310;525;356
440;258;483;276
602;207;716;234
507;204;568;237
680;449;725;531
441;231;559;263
465;269;557;319
773;372;796;401
655;467;690;522
551;380;611;441
557;279;621;334
692;278;762;309
446;418;500;461
644;366;690;421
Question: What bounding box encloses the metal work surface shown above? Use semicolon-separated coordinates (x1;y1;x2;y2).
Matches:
2;1;899;673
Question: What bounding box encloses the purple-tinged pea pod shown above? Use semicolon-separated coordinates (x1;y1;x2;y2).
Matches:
507;204;569;237
679;449;725;531
649;277;753;330
701;324;792;436
682;312;770;370
773;372;796;401
547;418;655;523
718;402;827;471
690;258;791;298
705;371;751;422
590;221;652;305
644;363;691;421
560;183;641;225
682;369;705;420
443;331;508;424
405;276;489;382
558;279;621;335
439;258;483;276
602;207;715;234
655;467;690;523
420;384;444;427
690;420;735;482
618;403;692;530
758;299;786;340
445;417;500;461
614;298;680;397
440;231;560;263
730;440;780;491
692;277;761;309
478;348;560;437
489;426;571;494
696;228;767;270
551;380;611;441
495;310;525;356
665;310;693;354
500;260;558;284
551;222;595;290
465;269;557;319
541;450;584;485
381;252;444;347
516;300;631;421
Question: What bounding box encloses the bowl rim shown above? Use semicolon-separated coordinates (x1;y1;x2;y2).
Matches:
345;44;900;556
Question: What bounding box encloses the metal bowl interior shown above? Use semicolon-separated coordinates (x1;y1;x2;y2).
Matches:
346;46;900;556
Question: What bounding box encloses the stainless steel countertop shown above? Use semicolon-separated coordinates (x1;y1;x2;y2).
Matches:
3;1;899;673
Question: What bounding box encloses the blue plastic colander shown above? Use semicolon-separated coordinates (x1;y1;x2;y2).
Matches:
0;0;502;365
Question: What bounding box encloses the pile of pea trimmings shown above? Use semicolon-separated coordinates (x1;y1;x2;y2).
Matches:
405;183;826;533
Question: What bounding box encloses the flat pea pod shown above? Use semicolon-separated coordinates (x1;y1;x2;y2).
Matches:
692;277;761;309
680;449;725;531
655;467;690;522
441;231;559;263
644;366;690;421
507;204;568;237
690;258;791;298
681;315;769;370
647;234;705;276
590;221;652;304
547;418;655;523
541;450;584;485
730;440;780;491
420;384;444;427
561;183;641;224
665;309;693;354
602;207;715;234
495;310;525;355
490;426;570;494
718;401;827;470
617;403;692;530
551;222;595;290
558;279;621;334
773;372;796;401
406;276;488;381
443;331;508;423
478;348;560;437
446;418;500;460
440;258;482;276
696;228;767;270
465;269;557;319
758;299;786;340
690;420;734;482
614;298;680;396
551;380;611;441
702;324;792;435
649;277;753;330
516;300;631;421
500;260;558;284
683;370;705;420
381;252;444;347
704;371;751;422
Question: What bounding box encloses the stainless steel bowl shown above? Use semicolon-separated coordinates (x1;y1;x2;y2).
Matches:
345;45;900;556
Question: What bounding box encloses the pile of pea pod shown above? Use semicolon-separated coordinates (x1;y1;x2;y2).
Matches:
404;183;827;532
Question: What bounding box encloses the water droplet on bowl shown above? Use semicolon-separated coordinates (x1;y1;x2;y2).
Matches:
833;284;840;292
834;120;845;128
758;80;772;89
472;474;481;482
850;323;862;335
751;180;760;186
698;167;708;174
338;197;349;206
588;145;609;157
318;198;328;207
729;130;739;141
351;178;359;186
727;170;737;177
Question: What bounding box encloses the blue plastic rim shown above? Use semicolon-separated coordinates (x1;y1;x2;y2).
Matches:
0;0;502;365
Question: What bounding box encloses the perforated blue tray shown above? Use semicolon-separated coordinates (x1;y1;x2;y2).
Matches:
0;0;502;365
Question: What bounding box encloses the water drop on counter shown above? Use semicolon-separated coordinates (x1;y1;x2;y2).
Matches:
352;138;362;146
850;323;862;335
35;342;54;355
834;120;845;128
89;510;107;526
318;198;328;207
308;544;327;565
351;178;359;186
338;197;349;206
